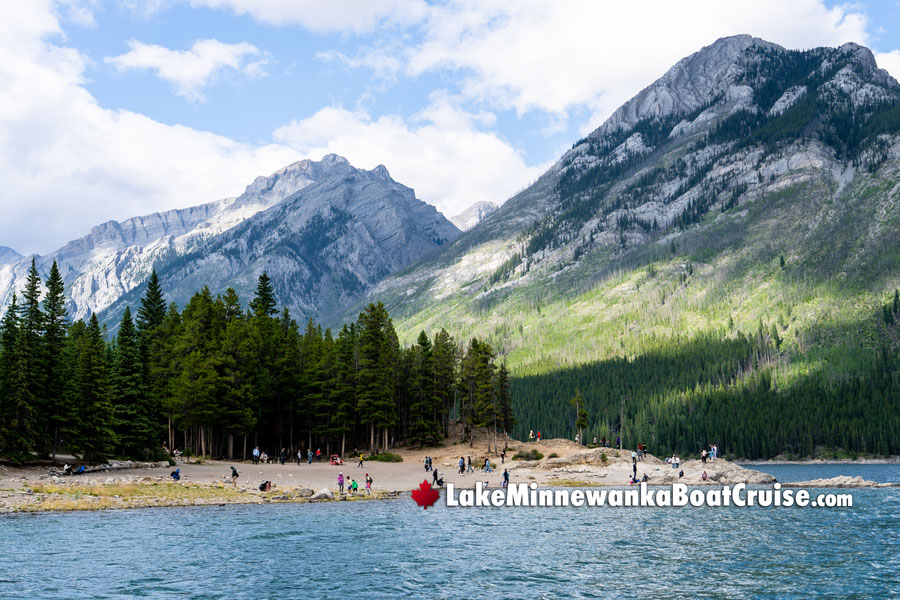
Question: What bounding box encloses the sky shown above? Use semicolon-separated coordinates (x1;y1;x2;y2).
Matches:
2;0;900;255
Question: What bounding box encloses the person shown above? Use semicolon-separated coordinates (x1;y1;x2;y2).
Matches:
316;448;322;462
500;450;506;464
575;433;580;445
259;481;267;492
170;468;180;481
642;473;649;482
701;471;708;481
231;466;239;488
632;462;637;478
436;474;445;487
75;465;85;475
63;463;72;476
307;449;313;465
297;449;302;465
537;431;541;442
701;449;707;464
601;437;606;447
260;451;268;464
432;469;439;486
458;457;465;474
529;430;535;441
678;470;684;478
252;446;260;464
365;474;373;495
593;437;598;446
466;456;474;473
483;457;492;473
631;450;637;464
503;469;510;488
338;472;344;494
351;479;359;495
675;456;680;468
637;444;644;461
424;456;430;471
615;435;620;448
357;454;364;468
280;448;286;465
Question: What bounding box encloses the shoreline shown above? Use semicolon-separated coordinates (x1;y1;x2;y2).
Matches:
2;441;897;514
739;458;900;465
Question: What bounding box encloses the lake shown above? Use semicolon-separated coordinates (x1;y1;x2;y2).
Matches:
2;464;898;598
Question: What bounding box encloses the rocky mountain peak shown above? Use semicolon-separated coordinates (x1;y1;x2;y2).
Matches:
450;201;499;231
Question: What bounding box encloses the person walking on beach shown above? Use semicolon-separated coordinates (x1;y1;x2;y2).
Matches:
280;448;286;465
365;474;372;495
231;466;239;488
252;446;260;464
432;469;439;486
459;457;465;474
316;448;322;462
631;450;637;464
357;454;364;468
307;449;313;465
483;457;492;473
529;430;535;441
537;431;541;442
467;456;474;473
632;462;637;478
701;449;707;464
297;449;302;465
500;450;506;464
503;469;509;488
338;472;344;494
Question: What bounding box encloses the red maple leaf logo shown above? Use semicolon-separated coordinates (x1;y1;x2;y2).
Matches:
411;480;440;509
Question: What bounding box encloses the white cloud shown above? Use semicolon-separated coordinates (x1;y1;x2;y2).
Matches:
189;0;428;33
876;49;900;81
105;38;265;102
337;0;872;132
273;96;545;219
0;1;297;254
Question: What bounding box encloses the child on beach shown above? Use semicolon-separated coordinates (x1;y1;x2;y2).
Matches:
358;454;364;468
365;474;372;495
231;466;239;488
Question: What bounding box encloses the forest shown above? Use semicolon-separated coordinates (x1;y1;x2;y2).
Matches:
0;260;513;463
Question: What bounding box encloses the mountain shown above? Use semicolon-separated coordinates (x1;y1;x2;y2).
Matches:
101;158;460;326
347;35;900;451
0;155;355;320
450;201;498;231
0;246;22;268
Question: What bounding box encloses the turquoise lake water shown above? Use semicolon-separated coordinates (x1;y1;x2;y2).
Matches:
1;464;898;599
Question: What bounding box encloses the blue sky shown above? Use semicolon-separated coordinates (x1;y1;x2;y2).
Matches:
2;0;900;254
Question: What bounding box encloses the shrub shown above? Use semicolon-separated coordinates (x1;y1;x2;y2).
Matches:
548;453;559;459
600;453;608;464
512;449;544;461
366;452;403;463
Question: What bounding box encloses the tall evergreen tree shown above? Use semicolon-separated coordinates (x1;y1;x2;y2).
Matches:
250;272;278;317
43;261;69;458
73;315;116;461
112;306;155;457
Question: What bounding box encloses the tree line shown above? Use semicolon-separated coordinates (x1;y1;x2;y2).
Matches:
0;262;514;463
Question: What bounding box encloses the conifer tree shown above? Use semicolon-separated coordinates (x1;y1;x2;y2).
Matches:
250;272;278;317
74;314;116;461
112;306;154;457
42;261;69;458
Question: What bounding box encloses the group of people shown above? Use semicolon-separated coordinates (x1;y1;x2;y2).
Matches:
666;455;681;468
336;472;372;495
528;430;542;442
701;445;719;463
457;456;494;474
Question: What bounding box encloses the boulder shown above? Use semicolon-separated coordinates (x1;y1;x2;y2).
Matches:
310;489;334;501
295;488;315;498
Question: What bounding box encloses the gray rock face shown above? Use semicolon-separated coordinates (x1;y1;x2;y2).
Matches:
450;201;499;231
101;160;461;326
0;154;431;322
351;36;900;333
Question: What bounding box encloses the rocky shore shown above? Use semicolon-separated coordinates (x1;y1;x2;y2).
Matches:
0;439;894;513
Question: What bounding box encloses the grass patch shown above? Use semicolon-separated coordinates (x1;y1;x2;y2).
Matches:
512;449;544;461
365;452;403;463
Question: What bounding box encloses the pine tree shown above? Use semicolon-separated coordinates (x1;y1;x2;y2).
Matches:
250;272;278;317
356;303;396;453
572;388;588;444
408;331;436;446
19;258;45;452
432;329;457;438
112;306;154;457
74;314;116;461
0;296;34;460
136;270;167;333
42;261;69;458
497;361;515;448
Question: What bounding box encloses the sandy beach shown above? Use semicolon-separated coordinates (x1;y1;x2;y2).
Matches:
0;439;892;513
